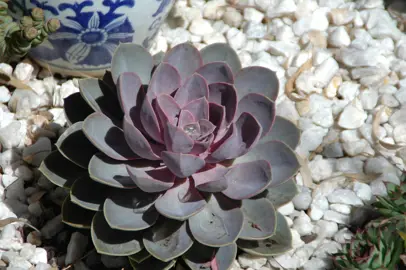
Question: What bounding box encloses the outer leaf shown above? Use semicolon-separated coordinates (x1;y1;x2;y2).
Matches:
62;196;94;229
208;82;237;125
188;193;244;247
117;72;143;115
104;189;160;231
91;212;144;256
155;179;206;221
155;94;181;124
200;43;242;74
129;256;176;270
70;175;111;211
163;43;203;82
265;178;299;208
193;164;229;193
127;166;175;193
161;151;205;178
140;96;163;143
83;112;138;161
196;62;234;84
222;160;271;200
234;66;279;101
233;141;300;187
39;151;86;189
128;249;151;263
174;73;209;107
259;116;301;150
183;242;237;270
143;218;193;262
55;121;98;169
63;92;94;125
88;153;138;188
239;198;276;240
111;43;154;84
147;63;181;99
237;212;293;256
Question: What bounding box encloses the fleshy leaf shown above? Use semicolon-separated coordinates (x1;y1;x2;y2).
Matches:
127;166;175;193
140;97;163;143
63;92;94;125
155;94;181;124
259;116;301;150
193;164;229;192
104;189;160;231
123;115;162;160
265;178;299;208
83;112;138;161
208;82;237;125
161;151;205;178
91;212;144;256
62;196;94;229
188;193;243;247
200;43;242;74
147;63;181;99
117;72;143;115
222;160;271;200
174;73;209;107
198;119;216;138
237;212;293;256
196;62;234;84
183;242;237;270
78;78;123;120
237;93;276;138
88;153;139;188
39;151;86;189
70;175;111;211
233;141;300;187
163;43;203;82
55;121;98;169
143;218;193;262
164;122;194;154
111;43;154;84
128;249;151;263
209;103;226;136
155;179;206;220
183;97;209;121
239;198;276;240
129;256;176;270
234;66;279;101
178;110;195;128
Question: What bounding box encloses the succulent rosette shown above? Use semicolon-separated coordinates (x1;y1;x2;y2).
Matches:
40;42;301;269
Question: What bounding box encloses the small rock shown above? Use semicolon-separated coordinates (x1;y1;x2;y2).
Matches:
223;7;243;28
244;7;264;23
2;175;18;188
360;89;379;110
292;186;312;210
189;18;214;36
334;228;353;243
13;63;34;82
19;243;36;260
330;203;352;214
293;212;314;236
313;58;339;88
40;215;64;239
0;121;25;149
338;102;367;129
35;262;52;270
328;26;351;47
323;210;350;224
0;86;11;103
322;142;344;158
238;253;267;269
277;202;295;215
330;8;355;25
327;189;363;206
0;63;13;76
313;220;338;238
22;137;52;167
27;231;42;246
226;28;247;50
29;248;47;264
244;22;267;39
65;232;89;265
353;182;373;202
53;80;79;107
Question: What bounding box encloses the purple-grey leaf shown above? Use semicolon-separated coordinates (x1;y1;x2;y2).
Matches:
174;73;208;107
91;211;144;256
62;196;94;229
147;63;181;99
188;193;243;247
117;72;143;115
143;219;193;262
222;160;271;200
63;92;94;125
129;256;176;269
89;153;139;189
239;198;276;240
196;62;234;84
178;110;195;128
111;43;154;84
155;179;206;220
164;122;194;153
70;175;111;211
193;164;229;192
265;178;299;207
233;140;300;187
129;249;151;264
183;97;209;121
200;43;242;74
123;115;162;160
104;189;160;231
198;119;216;138
208;83;237;125
140;97;163;143
209;103;226;138
155;94;181;125
127;166;176;193
234;66;279;101
183;242;237;270
161;151;206;178
83;112;138;161
207;113;261;163
190;134;214;155
236;93;276;138
259;116;301;150
163;43;203;82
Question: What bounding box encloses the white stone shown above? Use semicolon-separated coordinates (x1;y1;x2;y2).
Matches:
334;228;353;243
189;19;214;36
328;26;351;47
277;202;294;215
329;8;355;25
226;28;247;50
302;257;330;270
13;63;34;82
0;121;24;149
292;8;329;36
389;107;406;127
330;203;351;214
394;124;406;144
309;205;324;221
360;89;379;110
380;94;400;108
396;43;406;60
244;7;264;23
19;243;36;260
296;127;328;156
338;82;360;101
223;7;243;28
353;182;372;202
327;189;363;206
395;88;406;105
293;212;314;236
272;254;301;269
203;1;225;20
313;220;338;238
29;248;47;264
275;25;295;41
292;186;312;210
0;63;13;76
370;180;387;196
266;0;297;19
313;58;339;88
342;139;369;156
0;86;11;103
238;253;267;269
309;155;334;182
338;47;381;67
65;232;89;265
323;210;350;224
267;41;300;58
244;22;267;39
2;175;18;188
338;102;367;129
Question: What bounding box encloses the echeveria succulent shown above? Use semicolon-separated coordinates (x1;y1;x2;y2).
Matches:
40;42;301;270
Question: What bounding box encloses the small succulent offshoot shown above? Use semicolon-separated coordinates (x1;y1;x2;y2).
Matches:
0;0;60;63
40;42;302;270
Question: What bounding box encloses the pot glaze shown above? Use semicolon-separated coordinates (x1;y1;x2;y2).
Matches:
8;0;174;76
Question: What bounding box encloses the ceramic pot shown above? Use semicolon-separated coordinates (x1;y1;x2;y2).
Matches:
8;0;175;77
